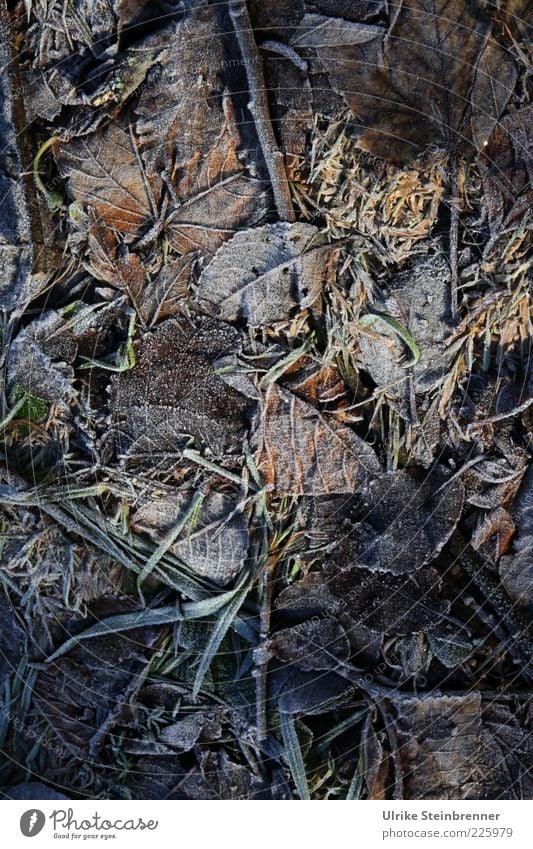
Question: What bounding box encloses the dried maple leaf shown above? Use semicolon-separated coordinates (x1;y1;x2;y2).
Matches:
292;1;517;162
254;383;381;496
197;222;335;326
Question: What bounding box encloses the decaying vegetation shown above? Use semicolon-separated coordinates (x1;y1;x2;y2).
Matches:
0;0;531;800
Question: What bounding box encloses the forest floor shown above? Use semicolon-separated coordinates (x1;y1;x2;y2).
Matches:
0;0;532;800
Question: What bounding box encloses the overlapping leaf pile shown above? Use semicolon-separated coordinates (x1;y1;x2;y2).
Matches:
0;0;531;800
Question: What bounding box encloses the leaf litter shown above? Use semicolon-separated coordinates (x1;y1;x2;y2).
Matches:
0;0;531;801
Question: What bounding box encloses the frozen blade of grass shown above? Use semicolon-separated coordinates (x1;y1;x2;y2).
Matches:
137;490;205;597
192;572;253;698
315;707;368;756
46;605;185;662
279;712;311;800
182;449;244;487
346;751;365;800
46;589;241;663
259;341;312;390
191;593;252;690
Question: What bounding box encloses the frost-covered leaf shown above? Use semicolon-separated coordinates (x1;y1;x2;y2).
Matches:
274;667;353;715
270;618;350;671
135;12;271;256
361;252;454;394
111;317;257;465
499;465;533;609
292;1;516;162
306;466;463;575
7;312;76;404
326;565;448;634
132;491;249;586
198;223;335;326
34;600;162;757
254;383;380;495
57;122;159;240
393;694;533;799
159;712;222;752
393;694;482;799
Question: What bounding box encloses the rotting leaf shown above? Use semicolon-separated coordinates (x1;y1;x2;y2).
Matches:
254;383;381;495
197;222;336;326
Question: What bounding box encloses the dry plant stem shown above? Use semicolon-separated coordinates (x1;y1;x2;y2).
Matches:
229;0;296;223
449;154;460;319
255;556;277;742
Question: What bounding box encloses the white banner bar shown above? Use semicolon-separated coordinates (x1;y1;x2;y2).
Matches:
3;799;532;848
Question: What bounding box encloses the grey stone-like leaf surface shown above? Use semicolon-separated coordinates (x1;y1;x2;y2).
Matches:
270;618;350;671
358;252;455;412
301;466;464;575
197;222;333;326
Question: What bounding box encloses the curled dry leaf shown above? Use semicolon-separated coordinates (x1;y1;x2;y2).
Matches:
197;222;336;326
254;383;381;495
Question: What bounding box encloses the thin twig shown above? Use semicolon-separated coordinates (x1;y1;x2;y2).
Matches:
229;0;296;222
449;153;460;319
